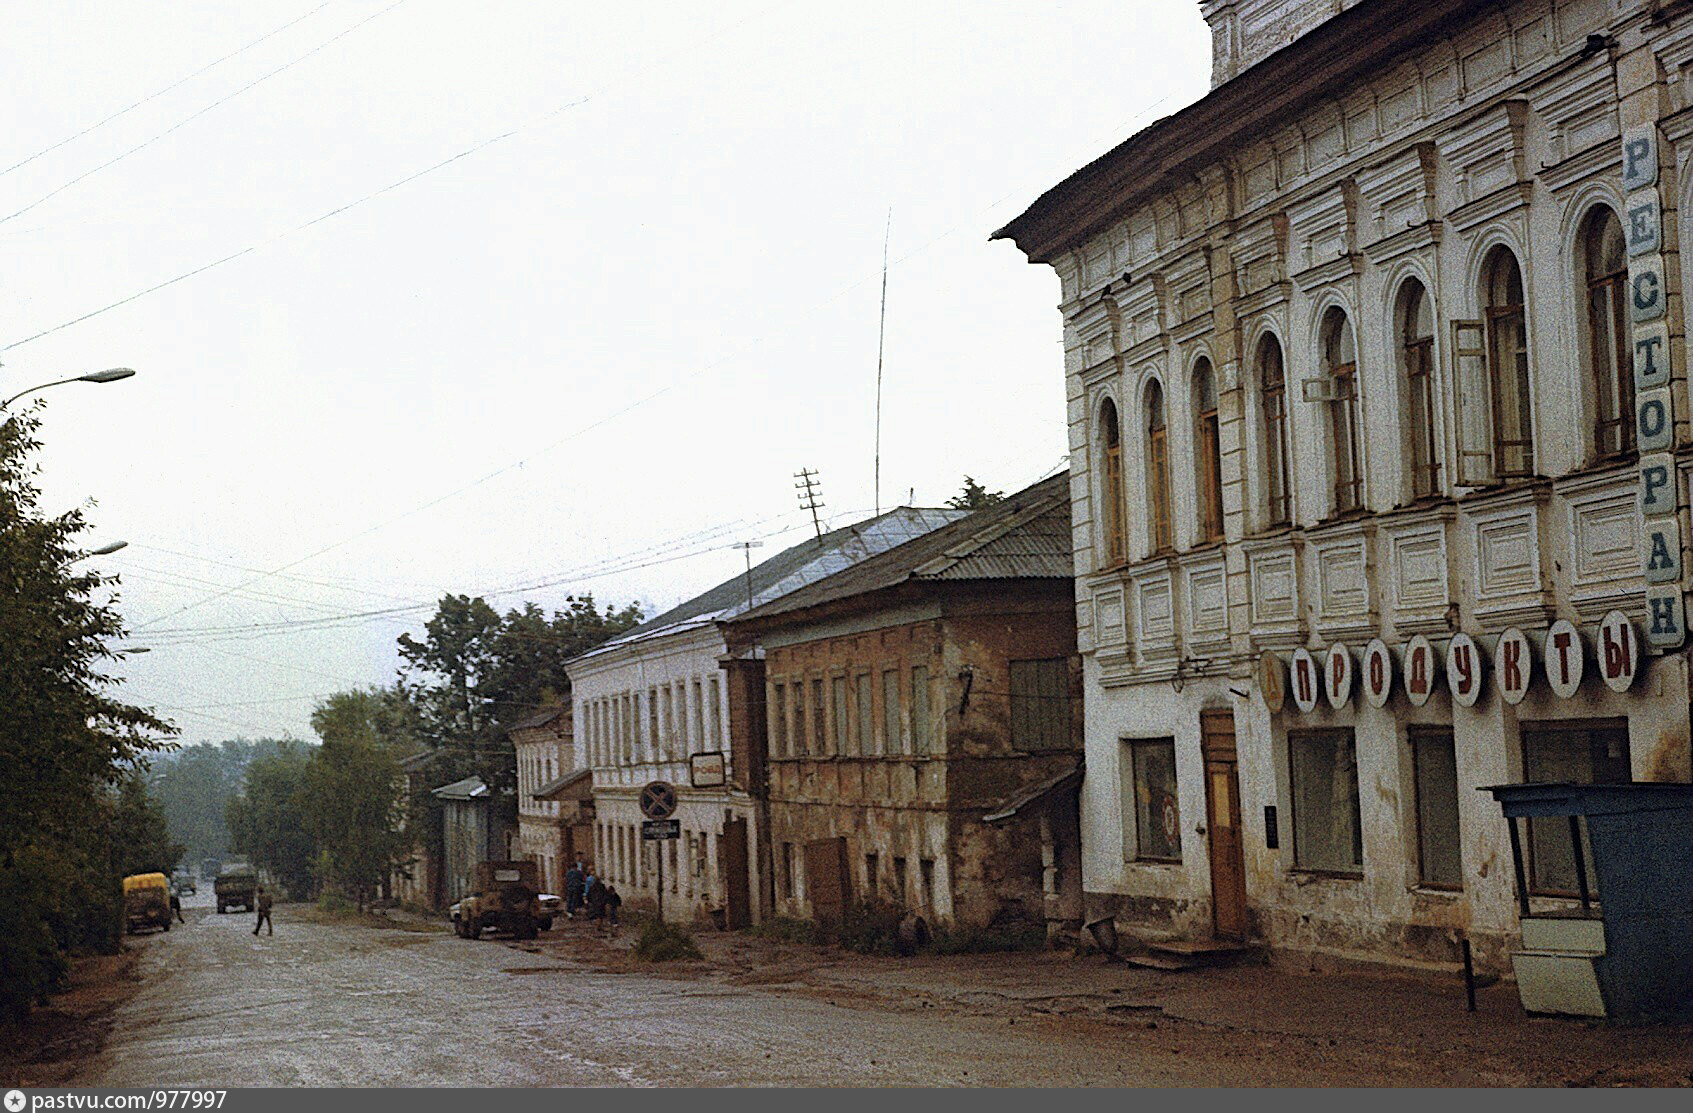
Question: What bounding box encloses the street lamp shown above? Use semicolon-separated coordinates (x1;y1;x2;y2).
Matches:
1;367;136;412
84;540;128;557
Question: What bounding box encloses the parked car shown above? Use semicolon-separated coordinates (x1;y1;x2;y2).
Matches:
171;871;196;895
123;873;172;934
536;893;560;931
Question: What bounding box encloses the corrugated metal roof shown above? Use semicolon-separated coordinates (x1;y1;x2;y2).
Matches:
431;775;489;801
983;759;1083;824
533;767;592;800
571;505;967;662
726;471;1072;624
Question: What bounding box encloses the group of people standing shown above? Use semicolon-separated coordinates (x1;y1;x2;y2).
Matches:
561;859;620;934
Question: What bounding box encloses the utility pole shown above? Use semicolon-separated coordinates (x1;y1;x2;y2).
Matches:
794;469;825;539
874;208;891;516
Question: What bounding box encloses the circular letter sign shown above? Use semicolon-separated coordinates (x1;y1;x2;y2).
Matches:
1325;643;1355;708
1493;627;1533;706
1258;651;1287;713
1290;647;1320;713
1598;610;1639;692
1362;638;1394;708
1403;635;1438;707
1543;619;1585;699
1446;633;1484;707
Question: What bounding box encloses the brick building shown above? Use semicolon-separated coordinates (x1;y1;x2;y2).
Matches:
511;706;573;894
566;506;964;926
722;475;1083;934
996;0;1693;971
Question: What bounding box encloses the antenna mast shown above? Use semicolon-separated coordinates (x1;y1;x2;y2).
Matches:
874;208;891;515
794;468;825;539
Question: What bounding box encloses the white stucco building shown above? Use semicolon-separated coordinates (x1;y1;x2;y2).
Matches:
997;0;1693;971
566;507;962;925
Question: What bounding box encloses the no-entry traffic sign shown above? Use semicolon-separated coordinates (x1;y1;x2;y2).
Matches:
639;780;678;820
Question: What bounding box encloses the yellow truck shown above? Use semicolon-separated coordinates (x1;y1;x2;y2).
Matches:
452;861;542;940
122;872;173;934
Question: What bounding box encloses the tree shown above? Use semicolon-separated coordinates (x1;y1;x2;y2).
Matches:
300;692;412;909
0;407;174;1022
227;743;316;900
946;476;1006;510
148;738;294;866
109;771;185;878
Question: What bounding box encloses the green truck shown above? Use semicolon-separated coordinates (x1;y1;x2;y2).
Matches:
452;861;542;940
214;865;258;914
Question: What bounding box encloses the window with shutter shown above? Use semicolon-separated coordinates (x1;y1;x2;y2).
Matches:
1451;319;1492;486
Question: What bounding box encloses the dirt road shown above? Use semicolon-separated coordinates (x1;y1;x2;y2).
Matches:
75;906;1259;1087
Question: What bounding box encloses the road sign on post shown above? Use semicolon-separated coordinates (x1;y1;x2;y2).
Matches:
641;819;681;840
639;780;677;820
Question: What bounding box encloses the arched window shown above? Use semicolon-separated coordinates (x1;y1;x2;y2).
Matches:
1484;248;1534;477
1193;358;1224;542
1146;380;1174;553
1321;308;1363;513
1258;334;1291;527
1398;280;1439;499
1584;208;1633;459
1098;398;1125;565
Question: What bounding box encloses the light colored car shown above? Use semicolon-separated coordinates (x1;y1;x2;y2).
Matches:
536;893;560;931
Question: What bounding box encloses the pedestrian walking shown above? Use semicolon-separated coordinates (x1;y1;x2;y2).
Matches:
564;860;586;919
170;892;186;924
584;871;606;927
253;887;273;936
601;881;622;938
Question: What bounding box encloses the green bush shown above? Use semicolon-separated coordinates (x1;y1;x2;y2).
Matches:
835;900;906;956
632;918;704;962
745;915;817;944
316;890;358;915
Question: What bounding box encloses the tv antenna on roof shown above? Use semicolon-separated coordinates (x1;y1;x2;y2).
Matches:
794;468;825;539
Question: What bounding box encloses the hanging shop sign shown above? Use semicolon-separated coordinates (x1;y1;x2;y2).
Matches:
1403;635;1437;708
1543;619;1585;699
1258;650;1287;713
1494;627;1533;706
1324;643;1354;708
1599;610;1639;693
1290;647;1320;713
1446;633;1484;707
1362;638;1393;708
1624;124;1687;649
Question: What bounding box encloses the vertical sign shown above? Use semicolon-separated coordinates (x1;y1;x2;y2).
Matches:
1625;124;1687;648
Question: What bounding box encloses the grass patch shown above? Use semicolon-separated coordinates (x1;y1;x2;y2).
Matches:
834;900;906;956
632;918;703;962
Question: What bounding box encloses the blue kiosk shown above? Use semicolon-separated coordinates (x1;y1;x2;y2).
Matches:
1483;782;1693;1023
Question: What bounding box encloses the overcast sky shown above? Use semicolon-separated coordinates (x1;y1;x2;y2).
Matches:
4;0;1209;746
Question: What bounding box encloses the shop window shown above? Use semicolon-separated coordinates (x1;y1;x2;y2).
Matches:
1288;729;1363;875
810;677;826;755
789;678;807;757
1124;737;1181;862
1317;308;1363;513
1194;358;1224;541
1146;380;1174;553
1584;207;1633;460
1410;727;1461;889
910;665;932;755
1099;398;1126;565
882;669;903;754
1398;279;1440;499
1258;334;1292;527
1522;722;1630;895
856;672;874;755
831;675;849;756
1009;658;1071;752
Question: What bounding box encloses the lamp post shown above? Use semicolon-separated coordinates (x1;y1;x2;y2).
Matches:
1;367;136;414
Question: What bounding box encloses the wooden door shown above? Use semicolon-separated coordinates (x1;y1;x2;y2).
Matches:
722;818;751;929
1201;710;1248;941
803;836;851;927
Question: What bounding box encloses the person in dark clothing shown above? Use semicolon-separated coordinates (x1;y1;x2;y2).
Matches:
170;892;186;924
563;861;586;919
253;887;273;935
583;872;606;925
600;882;622;938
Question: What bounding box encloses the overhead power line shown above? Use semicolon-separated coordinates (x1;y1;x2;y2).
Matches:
0;0;410;229
0;1;337;182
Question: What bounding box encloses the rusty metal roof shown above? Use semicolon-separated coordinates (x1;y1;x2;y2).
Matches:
725;471;1072;626
533;767;592;801
983;759;1083;824
431;775;489;801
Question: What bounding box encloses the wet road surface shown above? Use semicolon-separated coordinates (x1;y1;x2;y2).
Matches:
79;906;1221;1087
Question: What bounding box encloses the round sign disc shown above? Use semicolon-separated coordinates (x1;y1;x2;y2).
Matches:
1403;635;1438;707
1362;639;1393;708
1598;610;1639;692
1258;651;1287;713
1493;627;1533;706
1446;633;1484;707
1325;643;1354;709
1543;619;1584;699
639;780;678;820
1290;647;1320;713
